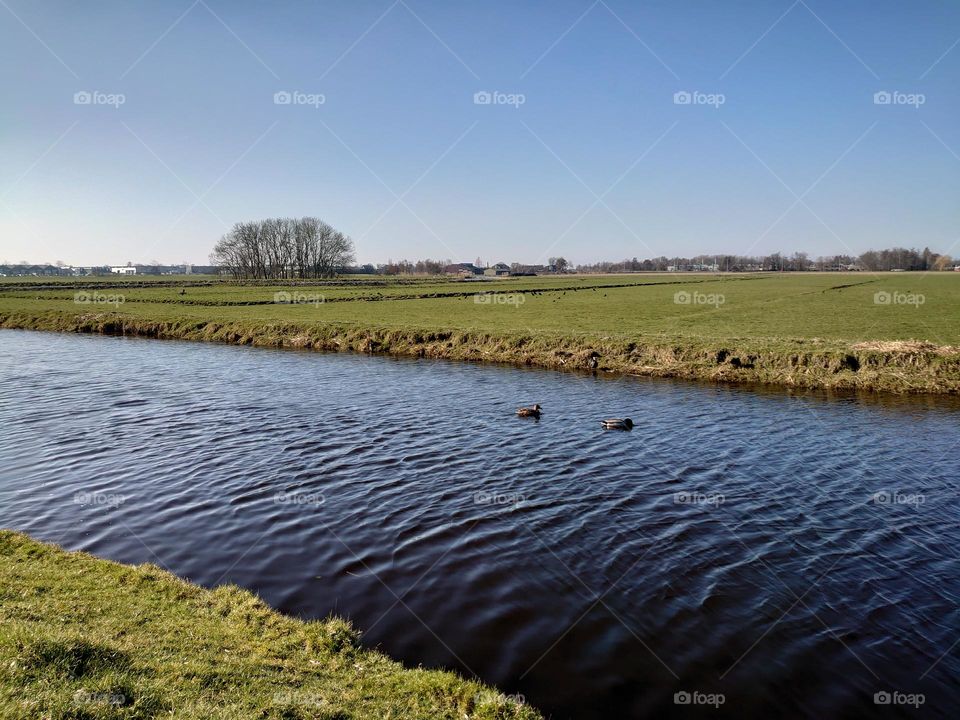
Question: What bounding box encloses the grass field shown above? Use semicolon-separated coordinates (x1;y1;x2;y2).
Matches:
1;272;959;393
0;531;538;720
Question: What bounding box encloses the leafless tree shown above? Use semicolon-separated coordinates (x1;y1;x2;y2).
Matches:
210;217;355;279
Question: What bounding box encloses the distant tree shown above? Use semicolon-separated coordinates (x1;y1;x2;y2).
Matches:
211;217;354;279
859;250;879;271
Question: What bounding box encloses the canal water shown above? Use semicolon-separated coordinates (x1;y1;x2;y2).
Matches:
1;330;957;718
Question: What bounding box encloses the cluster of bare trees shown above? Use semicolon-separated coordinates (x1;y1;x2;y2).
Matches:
857;247;953;272
379;258;451;275
210;217;355;279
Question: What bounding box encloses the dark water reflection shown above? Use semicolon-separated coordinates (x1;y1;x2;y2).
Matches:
1;330;958;718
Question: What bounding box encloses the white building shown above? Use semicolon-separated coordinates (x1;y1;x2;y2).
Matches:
111;266;136;275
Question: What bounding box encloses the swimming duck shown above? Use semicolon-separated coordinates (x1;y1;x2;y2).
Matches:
601;417;633;430
516;404;542;418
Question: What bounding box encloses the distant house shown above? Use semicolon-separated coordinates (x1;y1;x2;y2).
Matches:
111;266;137;275
27;265;60;276
443;263;482;276
483;262;511;277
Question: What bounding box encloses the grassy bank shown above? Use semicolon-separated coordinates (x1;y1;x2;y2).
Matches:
0;531;538;720
2;273;959;394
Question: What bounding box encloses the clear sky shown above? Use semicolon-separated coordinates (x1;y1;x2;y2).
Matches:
1;0;958;266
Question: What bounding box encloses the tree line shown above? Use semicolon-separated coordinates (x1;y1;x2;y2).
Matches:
379;258;451;275
210;217;355;279
374;257;570;276
574;247;954;273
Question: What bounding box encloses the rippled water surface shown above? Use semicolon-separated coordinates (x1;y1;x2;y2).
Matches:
2;330;959;718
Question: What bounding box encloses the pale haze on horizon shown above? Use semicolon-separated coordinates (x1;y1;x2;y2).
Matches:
1;0;958;267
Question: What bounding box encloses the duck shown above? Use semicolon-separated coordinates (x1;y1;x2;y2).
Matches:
516;404;542;418
601;417;633;430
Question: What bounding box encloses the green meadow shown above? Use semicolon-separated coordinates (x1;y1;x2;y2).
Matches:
1;272;957;342
1;272;959;392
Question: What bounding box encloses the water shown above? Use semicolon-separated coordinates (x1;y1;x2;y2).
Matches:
1;329;958;718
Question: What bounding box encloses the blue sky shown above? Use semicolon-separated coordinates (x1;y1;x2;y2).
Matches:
1;0;958;265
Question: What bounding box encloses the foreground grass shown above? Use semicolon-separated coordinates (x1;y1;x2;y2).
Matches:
0;531;539;720
2;272;959;393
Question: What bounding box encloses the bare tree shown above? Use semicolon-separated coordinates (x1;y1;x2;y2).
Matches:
210;217;355;279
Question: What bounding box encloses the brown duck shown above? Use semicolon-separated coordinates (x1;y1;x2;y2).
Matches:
516;404;542;418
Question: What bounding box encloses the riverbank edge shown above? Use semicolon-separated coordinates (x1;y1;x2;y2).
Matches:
0;530;539;719
3;309;960;394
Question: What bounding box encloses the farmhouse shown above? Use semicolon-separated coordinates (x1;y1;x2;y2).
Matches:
111;266;137;275
483;263;511;277
443;263;483;276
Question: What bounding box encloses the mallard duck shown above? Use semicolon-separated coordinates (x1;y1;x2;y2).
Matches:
601;417;633;430
516;404;542;418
